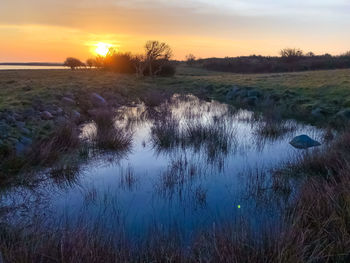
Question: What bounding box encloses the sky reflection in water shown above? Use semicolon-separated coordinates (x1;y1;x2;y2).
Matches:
1;95;325;240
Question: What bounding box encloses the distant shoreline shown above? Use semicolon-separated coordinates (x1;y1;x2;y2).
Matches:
0;62;63;66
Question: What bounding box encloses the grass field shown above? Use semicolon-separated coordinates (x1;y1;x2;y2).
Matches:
1;66;350;122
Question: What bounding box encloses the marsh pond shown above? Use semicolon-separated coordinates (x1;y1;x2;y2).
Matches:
1;95;325;242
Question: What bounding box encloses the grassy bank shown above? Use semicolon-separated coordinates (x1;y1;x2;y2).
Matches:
1;66;350;124
1;66;350;176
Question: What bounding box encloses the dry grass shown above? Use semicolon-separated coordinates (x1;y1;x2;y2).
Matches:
282;129;350;178
286;168;350;262
142;90;170;108
151;117;181;150
91;109;132;151
30;122;80;165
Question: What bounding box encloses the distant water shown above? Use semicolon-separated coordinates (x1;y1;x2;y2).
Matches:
0;65;66;70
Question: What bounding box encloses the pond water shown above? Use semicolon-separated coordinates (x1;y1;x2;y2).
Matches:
1;95;324;241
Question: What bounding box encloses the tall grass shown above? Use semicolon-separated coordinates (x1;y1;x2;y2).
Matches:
151;117;181;150
30;122;80;165
254;106;296;139
91;109;132;151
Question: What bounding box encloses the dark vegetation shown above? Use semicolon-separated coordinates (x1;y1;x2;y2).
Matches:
63;57;85;70
91;108;132;151
66;40;176;77
190;48;350;73
0;121;80;183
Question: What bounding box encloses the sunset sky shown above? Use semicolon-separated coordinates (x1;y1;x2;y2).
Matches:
0;0;349;62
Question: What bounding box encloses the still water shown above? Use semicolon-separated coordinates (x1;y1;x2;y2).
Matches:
0;65;66;70
1;95;324;240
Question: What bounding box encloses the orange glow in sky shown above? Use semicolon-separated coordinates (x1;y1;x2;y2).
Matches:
0;1;349;62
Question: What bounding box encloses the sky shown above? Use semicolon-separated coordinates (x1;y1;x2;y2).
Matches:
0;0;349;62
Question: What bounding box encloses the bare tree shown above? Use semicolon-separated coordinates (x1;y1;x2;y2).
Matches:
186;54;196;65
280;48;304;63
144;41;173;76
305;52;315;57
133;54;146;77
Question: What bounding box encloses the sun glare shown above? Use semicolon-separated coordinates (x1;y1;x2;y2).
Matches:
95;42;113;56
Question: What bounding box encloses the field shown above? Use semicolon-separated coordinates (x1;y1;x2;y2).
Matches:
0;67;350;262
1;66;350;124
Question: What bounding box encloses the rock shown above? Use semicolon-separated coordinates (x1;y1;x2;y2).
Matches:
20;136;32;145
71;110;81;123
56;107;64;116
243;96;258;106
236;89;249;98
15;136;32;156
8;137;19;145
311;107;326;119
16;121;25;128
13;113;24;121
268;94;281;102
19;127;30;135
41;111;53;120
247;90;262;98
0;122;10;138
5;114;16;124
55;116;68;125
206;84;215;91
87;109;97;116
290;135;321;149
90;93;107;107
225;86;241;100
23;108;36;119
62;97;76;105
64;92;75;99
335;108;350;120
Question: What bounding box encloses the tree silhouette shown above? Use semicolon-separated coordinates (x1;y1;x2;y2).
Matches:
144;41;172;76
186;54;196;65
86;58;95;68
280;48;304;63
64;57;85;70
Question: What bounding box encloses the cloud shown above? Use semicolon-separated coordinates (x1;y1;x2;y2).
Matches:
0;0;349;61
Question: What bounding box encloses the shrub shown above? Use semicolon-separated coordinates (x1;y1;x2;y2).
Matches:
158;63;176;77
63;57;85;70
30;122;80;165
200;52;350;73
86;58;95;68
186;54;196;65
103;50;135;74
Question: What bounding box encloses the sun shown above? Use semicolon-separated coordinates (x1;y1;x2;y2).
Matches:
95;42;113;56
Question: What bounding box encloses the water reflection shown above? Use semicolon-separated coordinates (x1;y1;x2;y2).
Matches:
0;94;325;239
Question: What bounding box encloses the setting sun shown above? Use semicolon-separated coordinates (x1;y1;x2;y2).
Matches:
95;42;113;56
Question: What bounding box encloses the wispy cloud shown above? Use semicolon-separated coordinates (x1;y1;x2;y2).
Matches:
0;0;349;61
